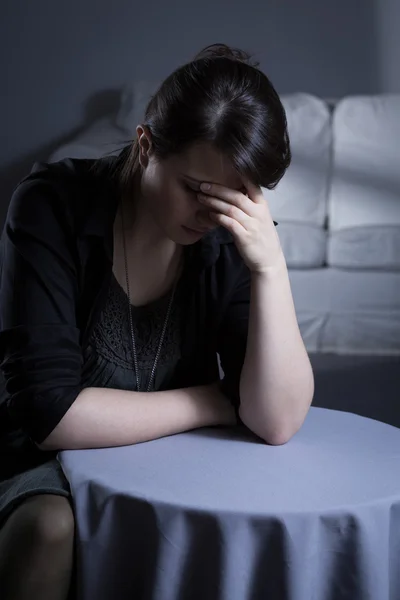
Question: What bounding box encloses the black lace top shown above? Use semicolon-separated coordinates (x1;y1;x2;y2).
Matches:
81;272;182;393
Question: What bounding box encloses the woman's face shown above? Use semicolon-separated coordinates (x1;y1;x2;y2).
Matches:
136;126;245;245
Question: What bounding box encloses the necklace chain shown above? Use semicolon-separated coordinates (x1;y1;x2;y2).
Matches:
120;205;177;393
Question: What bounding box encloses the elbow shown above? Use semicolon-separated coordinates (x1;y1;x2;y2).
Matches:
239;374;314;446
258;425;299;446
253;421;295;446
238;403;307;446
264;429;294;446
267;395;313;446
239;404;291;445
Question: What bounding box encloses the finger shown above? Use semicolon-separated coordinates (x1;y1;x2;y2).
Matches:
198;194;251;226
199;182;255;214
241;177;265;205
209;212;247;236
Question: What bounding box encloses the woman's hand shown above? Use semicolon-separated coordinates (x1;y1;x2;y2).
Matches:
197;180;285;274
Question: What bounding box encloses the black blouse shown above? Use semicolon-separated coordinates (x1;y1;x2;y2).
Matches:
0;149;275;473
82;270;184;393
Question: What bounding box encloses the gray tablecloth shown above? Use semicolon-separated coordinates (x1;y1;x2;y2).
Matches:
58;407;400;600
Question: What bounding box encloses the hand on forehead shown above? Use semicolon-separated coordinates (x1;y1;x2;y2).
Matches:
178;143;248;192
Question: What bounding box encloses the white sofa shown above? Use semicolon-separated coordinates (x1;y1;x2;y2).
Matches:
48;89;400;360
272;93;400;357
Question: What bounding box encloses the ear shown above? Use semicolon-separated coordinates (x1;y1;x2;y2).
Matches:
136;124;153;168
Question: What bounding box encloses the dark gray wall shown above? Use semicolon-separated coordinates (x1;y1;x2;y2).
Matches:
0;0;397;223
376;0;400;92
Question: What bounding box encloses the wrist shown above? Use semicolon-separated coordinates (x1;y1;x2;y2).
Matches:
196;383;236;427
186;384;220;427
250;254;287;281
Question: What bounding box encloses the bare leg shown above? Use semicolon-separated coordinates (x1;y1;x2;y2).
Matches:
0;494;75;600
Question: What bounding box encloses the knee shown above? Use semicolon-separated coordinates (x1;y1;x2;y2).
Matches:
17;494;75;547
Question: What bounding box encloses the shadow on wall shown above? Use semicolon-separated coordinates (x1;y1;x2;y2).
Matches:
0;88;123;230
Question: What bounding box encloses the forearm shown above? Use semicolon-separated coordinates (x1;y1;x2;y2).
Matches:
239;258;314;445
38;383;233;451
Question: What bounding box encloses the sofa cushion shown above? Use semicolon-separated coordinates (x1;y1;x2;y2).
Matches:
277;223;327;268
329;95;400;231
328;95;400;269
327;226;400;270
289;268;400;355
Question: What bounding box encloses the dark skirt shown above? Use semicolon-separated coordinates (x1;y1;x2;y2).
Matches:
0;457;71;529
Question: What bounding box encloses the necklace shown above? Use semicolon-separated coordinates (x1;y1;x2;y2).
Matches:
120;204;178;392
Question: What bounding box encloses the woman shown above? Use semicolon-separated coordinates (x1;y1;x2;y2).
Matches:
0;44;314;599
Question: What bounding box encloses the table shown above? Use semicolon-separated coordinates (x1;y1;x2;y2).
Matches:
58;407;400;600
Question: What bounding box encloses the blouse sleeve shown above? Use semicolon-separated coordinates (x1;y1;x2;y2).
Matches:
0;175;83;445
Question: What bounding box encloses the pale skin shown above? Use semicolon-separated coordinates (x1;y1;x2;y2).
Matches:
114;124;314;445
197;180;314;444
